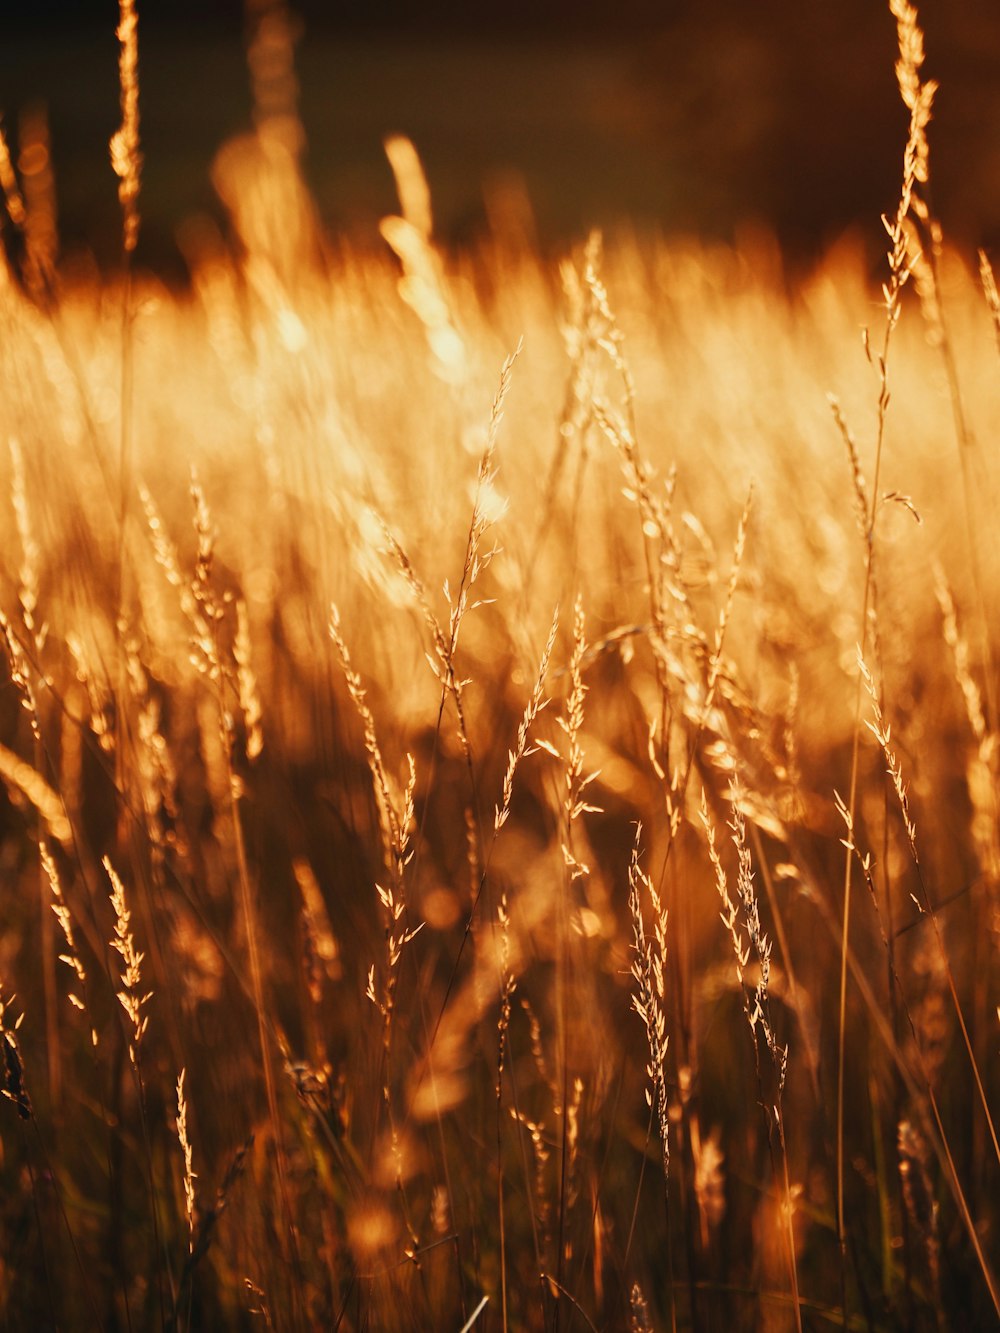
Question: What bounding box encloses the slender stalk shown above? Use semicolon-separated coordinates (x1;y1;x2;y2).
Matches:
835;27;931;1285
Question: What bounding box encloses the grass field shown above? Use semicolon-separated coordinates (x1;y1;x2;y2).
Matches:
0;2;998;1329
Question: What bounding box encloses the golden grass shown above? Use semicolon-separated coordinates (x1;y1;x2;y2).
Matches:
0;6;997;1330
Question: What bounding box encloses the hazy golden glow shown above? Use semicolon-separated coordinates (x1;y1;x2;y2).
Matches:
0;7;996;1328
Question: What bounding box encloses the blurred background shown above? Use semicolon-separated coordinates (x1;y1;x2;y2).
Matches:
1;0;999;279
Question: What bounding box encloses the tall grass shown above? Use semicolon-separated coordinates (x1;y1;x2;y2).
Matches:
0;4;997;1330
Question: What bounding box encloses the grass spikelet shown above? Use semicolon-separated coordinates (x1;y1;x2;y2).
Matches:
541;595;601;885
496;892;516;1097
110;0;141;254
464;339;519;575
10;437;44;654
888;0;936;224
867;0;934;388
628;825;669;1175
934;565;989;748
187;469;226;685
138;479;218;692
178;1134;254;1298
858;647;919;864
582;232;635;408
511;1104;552;1235
691;1119;726;1249
385;341;521;774
104;856;150;1059
705;486;752;704
382;135;433;246
705;786;787;1094
0;742;71;846
125;637;185;866
176;1068;197;1253
375;516;452;680
364;750;420;1237
234;600;263;762
705;786;800;1329
629;1282;653;1333
495;606;558;834
293;857;340;1007
702;793;749;985
40;843;89;1025
934;568;1000;891
243;1277;276;1330
380;135;466;383
366;874;422;1054
138;481;195;610
520;995;557;1105
329;603;401;872
827;395;870;546
564;1074;584;1203
0;992;31;1122
898;1120;942;1312
0;609;42;742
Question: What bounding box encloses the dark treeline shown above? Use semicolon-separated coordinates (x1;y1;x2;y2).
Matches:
6;0;996;40
1;0;998;276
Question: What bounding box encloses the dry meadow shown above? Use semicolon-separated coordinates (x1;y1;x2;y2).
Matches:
0;3;997;1330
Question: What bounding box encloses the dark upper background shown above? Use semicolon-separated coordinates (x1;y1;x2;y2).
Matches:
2;1;999;280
